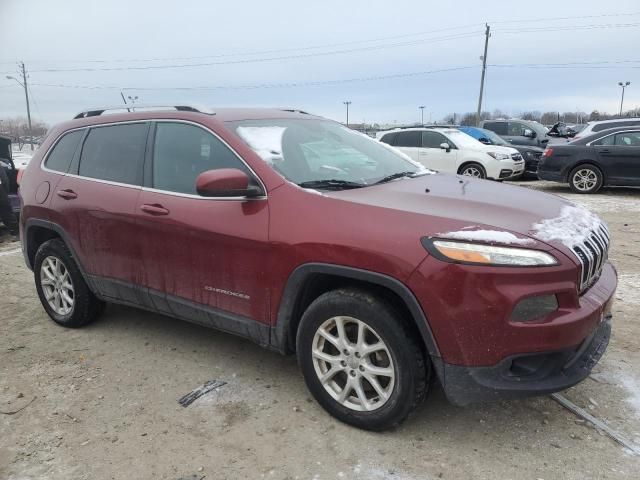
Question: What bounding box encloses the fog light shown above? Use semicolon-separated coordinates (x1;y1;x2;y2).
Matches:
510;294;558;322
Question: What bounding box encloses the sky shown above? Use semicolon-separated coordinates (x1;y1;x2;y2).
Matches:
1;0;639;126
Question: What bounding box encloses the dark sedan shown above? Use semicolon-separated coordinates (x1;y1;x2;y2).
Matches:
538;127;640;193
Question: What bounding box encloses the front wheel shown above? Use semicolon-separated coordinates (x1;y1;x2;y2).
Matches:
296;289;429;430
569;165;603;194
459;163;486;179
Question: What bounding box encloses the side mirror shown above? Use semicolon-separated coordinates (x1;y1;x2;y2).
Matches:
440;142;451;152
523;129;536;138
196;168;262;198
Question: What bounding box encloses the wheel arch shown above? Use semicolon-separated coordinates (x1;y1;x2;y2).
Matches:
272;263;441;359
23;219;98;294
457;160;487;176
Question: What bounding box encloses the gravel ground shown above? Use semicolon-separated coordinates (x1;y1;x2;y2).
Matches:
1;180;639;480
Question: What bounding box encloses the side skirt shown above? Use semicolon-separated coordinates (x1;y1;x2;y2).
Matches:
89;275;271;350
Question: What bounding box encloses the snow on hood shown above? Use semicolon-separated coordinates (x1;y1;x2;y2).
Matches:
531;204;606;248
437;228;535;246
236;126;286;165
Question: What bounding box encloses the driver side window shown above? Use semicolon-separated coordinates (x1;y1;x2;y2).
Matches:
508;122;526;136
422;131;448;149
152;122;250;194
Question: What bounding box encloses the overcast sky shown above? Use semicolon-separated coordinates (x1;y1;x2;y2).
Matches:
1;0;639;126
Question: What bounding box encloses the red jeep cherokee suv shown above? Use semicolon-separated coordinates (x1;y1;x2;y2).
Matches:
19;105;616;430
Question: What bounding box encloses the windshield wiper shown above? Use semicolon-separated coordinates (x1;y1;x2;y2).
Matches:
298;179;367;190
373;171;417;185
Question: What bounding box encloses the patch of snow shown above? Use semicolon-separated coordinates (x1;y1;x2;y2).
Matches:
437;229;535;245
531;204;606;248
11;145;34;167
615;370;640;419
616;274;640;305
236;126;286;166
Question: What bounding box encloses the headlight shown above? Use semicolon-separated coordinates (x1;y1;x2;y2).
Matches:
487;152;511;160
424;239;558;266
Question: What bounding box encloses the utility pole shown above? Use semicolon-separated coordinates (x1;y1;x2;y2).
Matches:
419;106;425;126
476;24;490;127
6;62;33;150
343;101;351;127
618;81;631;116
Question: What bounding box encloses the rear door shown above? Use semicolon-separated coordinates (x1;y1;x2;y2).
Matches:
51;122;148;298
594;131;640;185
392;131;422;162
136;121;270;325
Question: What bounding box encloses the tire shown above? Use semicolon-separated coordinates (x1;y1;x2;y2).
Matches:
296;288;429;431
34;238;105;328
568;164;603;194
458;163;486;179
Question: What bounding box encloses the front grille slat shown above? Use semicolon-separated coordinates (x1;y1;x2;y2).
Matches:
571;224;610;293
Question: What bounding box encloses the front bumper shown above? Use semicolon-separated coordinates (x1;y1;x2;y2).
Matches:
438;315;611;405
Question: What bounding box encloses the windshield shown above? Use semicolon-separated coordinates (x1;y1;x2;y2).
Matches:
442;130;486;149
226;119;428;188
477;128;509;146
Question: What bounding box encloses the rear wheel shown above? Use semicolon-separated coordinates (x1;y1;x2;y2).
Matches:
34;239;104;328
459;163;486;179
569;165;603;194
296;289;428;430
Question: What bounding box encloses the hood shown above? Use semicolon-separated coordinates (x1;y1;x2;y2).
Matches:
465;142;519;157
514;145;545;154
328;173;600;259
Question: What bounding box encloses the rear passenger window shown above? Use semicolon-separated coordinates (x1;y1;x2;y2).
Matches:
395;131;422;148
483;122;507;135
152;122;250;195
45;130;84;173
79;123;148;185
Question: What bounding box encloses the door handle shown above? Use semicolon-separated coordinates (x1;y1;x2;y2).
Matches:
599;149;611;154
140;203;170;215
56;189;77;200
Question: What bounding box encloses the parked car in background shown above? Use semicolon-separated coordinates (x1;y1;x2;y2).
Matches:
0;135;21;215
572;118;640;141
566;124;587;138
20;105;616;430
538;126;640;193
458;126;543;179
378;127;524;180
480;119;551;148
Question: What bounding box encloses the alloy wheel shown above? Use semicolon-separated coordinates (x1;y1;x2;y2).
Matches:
572;168;598;192
40;256;75;316
311;316;395;412
462;166;482;178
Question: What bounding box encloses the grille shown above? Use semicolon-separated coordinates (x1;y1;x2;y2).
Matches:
531;151;543;160
511;153;523;161
571;224;610;293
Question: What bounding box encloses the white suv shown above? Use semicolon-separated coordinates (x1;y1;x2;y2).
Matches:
572;118;640;141
378;127;524;180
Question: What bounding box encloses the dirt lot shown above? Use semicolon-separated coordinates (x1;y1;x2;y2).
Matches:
1;180;639;480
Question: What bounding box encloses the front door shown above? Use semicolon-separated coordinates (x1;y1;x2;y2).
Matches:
595;131;640;185
420;131;457;173
136;121;270;331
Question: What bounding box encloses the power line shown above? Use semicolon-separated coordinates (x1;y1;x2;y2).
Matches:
14;31;483;74
22;60;640;92
3;11;639;67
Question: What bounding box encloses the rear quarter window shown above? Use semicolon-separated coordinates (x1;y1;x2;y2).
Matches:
44;130;84;173
593;120;640;132
483;122;508;135
78;123;148;185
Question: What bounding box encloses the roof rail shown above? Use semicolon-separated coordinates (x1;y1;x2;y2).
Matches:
73;104;215;119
